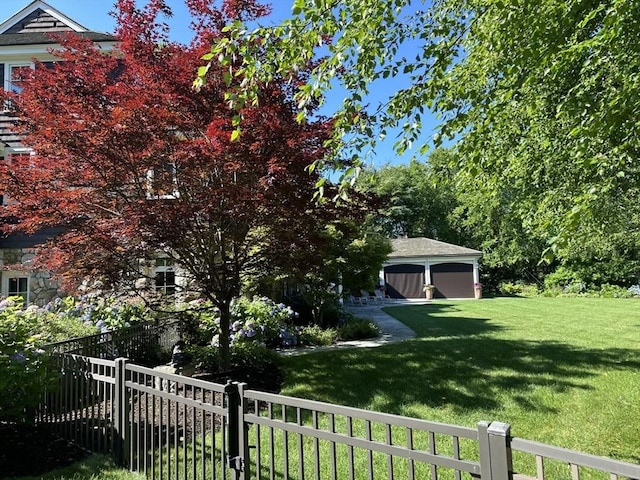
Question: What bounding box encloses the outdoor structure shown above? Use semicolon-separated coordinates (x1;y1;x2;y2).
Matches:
381;237;482;299
0;1;118;304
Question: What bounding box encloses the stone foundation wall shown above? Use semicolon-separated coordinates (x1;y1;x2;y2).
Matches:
0;248;63;306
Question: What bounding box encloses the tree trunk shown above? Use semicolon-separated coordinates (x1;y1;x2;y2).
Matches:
218;303;232;371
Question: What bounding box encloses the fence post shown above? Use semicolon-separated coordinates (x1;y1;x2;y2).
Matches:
225;381;248;480
238;382;250;480
113;357;129;467
478;421;512;480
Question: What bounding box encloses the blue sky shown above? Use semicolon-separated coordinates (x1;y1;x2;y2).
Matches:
2;0;440;168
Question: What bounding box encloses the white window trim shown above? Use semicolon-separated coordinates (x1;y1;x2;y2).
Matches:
2;62;33;111
2;148;33;206
154;258;177;295
146;163;180;200
1;270;30;305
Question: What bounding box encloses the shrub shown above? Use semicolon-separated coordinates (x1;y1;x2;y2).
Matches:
338;317;380;341
297;324;338;346
0;297;57;422
627;284;640;297
544;267;584;293
188;296;301;349
230;342;282;370
188;344;219;372
179;300;219;346
37;295;154;344
597;283;636;298
187;343;283;374
229;296;298;348
498;281;540;297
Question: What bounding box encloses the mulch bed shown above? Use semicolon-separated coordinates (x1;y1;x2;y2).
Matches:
0;423;90;478
1;366;283;478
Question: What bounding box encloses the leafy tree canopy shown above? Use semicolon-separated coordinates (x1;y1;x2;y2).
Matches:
358;156;461;244
202;0;640;254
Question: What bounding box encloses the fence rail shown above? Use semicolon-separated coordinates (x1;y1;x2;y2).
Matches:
510;436;640;480
38;354;640;480
44;320;181;361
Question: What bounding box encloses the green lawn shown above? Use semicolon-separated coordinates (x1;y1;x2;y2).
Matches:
281;297;640;463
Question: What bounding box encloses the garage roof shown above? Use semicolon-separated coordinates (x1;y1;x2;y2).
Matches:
390;237;481;258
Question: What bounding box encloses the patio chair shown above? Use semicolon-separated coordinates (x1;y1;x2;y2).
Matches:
374;289;393;303
360;290;377;304
347;294;367;306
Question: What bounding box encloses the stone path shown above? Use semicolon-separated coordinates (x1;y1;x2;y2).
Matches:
283;299;425;355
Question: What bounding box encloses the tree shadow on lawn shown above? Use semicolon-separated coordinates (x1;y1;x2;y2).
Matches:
282;305;640;416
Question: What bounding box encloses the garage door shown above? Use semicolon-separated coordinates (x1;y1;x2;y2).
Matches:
384;264;425;299
431;263;474;298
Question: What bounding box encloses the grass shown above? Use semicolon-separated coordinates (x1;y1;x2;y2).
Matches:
280;297;640;464
22;297;640;478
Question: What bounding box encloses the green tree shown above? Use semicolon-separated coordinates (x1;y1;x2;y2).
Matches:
202;0;640;256
359;154;461;243
250;217;392;326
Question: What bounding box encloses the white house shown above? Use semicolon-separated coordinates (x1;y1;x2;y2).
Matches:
0;1;117;304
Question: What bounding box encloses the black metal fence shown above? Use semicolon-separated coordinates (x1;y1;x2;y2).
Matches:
44;320;181;362
37;354;640;480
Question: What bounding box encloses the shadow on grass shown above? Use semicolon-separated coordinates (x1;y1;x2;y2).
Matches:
282;304;640;416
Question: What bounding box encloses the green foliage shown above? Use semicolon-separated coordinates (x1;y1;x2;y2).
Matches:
0;294;157;422
257;220;391;326
0;297;57;422
229;342;282;371
543;267;585;293
230;297;299;348
207;0;640;274
190;340;283;375
184;297;301;349
359;157;462;244
596;284;637;299
338;230;392;294
497;282;539;297
181;296;377;352
297;324;338;347
337;317;380;341
179;300;220;346
188;344;219;372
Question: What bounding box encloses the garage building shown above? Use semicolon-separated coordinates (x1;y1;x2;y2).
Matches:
381;237;482;299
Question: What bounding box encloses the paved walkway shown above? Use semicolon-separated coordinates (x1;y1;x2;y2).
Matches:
283;299;424;355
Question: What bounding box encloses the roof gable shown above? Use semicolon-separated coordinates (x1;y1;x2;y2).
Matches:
390;237;482;258
0;1;88;34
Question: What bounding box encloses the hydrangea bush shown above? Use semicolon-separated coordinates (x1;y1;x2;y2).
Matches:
181;296;301;349
225;296;299;349
0;297;56;422
0;293;156;422
37;295;153;343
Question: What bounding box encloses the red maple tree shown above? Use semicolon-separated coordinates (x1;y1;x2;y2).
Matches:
0;0;336;368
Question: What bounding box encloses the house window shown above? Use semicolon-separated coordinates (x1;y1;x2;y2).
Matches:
154;258;176;295
1;150;33;205
147;163;179;199
3;64;32;111
2;271;30;304
7;64;31;94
